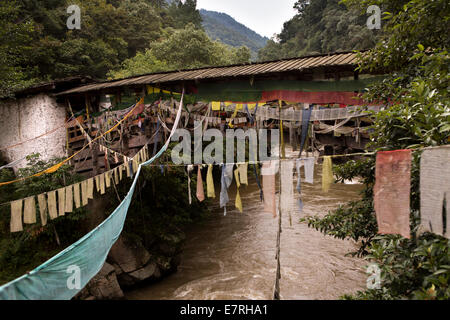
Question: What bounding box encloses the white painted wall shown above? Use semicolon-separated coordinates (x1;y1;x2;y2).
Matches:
0;94;67;170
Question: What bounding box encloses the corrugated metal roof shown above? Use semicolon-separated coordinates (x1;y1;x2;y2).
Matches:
57;51;362;96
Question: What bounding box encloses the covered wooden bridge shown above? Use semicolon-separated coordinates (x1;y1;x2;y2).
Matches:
55;51;384;177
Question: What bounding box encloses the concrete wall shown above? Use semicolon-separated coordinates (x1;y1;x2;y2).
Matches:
0;94;67;170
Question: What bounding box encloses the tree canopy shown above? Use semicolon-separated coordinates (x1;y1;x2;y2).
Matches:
258;0;380;61
0;0;209;97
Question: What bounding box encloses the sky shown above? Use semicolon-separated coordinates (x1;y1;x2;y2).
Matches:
196;0;298;38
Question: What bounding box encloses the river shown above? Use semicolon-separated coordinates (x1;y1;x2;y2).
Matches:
126;151;368;300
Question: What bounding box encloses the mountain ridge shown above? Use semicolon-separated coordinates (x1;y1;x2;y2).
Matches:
199;9;268;57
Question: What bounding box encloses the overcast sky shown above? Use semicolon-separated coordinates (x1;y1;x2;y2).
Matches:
196;0;298;38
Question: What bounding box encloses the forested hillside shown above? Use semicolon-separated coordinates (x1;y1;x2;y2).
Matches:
258;0;380;61
0;0;251;97
200;9;268;58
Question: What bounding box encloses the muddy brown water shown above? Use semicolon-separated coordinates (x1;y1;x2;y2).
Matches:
126;152;368;300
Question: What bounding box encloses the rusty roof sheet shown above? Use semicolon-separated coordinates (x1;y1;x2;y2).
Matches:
57;51;361;96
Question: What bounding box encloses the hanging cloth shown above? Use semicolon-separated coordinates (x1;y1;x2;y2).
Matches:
126;159;131;177
87;178;94;200
100;173;106;195
279;100;286;159
105;171;111;188
10;199;23;233
280;160;294;214
58;188;66;217
119;164;123;181
73;183;81;209
23;196;37;225
47;191;58;220
206;164;215;198
114;167;119;185
374;150;412;239
234;168;243;213
220;164;234;215
196;165;205;202
81;181;89;206
261;161;278;218
211;101;221;111
237;163;248;185
187;165;194;205
296;159;304;213
322;156;334;193
252;163;264;201
299;106;312;156
419;146;450;238
37;194;48;226
65;185;73;214
95;175;101;193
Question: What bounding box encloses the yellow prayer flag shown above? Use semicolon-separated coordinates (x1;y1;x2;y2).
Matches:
234;169;243;213
211;101;221;111
322;156;334;193
206;164;215;198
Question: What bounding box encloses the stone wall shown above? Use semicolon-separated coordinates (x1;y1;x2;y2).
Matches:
0;94;67;169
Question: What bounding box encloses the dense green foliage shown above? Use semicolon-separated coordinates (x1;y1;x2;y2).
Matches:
0;0;254;95
109;23;251;79
258;0;379;61
304;0;450;299
0;154;88;285
200;9;268;58
0;1;35;97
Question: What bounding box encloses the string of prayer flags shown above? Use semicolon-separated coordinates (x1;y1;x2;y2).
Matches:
10;200;23;233
38;194;48;226
419;146;450;238
374;150;412;239
321;156;333;193
23;196;36;225
196;165;205;202
207;164;215;198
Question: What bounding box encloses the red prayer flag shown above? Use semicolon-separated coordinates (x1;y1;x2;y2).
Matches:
374;149;412;239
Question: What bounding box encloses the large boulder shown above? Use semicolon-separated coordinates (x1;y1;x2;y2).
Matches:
76;262;124;300
108;237;151;273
